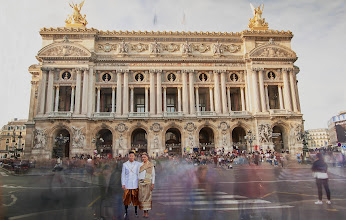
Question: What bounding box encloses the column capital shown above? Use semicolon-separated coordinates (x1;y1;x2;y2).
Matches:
116;69;129;74
129;85;134;89
252;67;264;72
112;86;116;90
145;86;150;89
149;69;162;74
282;67;294;72
163;85;167;89
71;85;76;89
264;84;268;88
55;85;60;89
96;86;101;90
41;67;53;72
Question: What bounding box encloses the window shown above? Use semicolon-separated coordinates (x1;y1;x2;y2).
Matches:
167;95;176;112
199;94;207;111
167;73;176;82
136;95;145;112
102;73;112;82
62;71;72;80
6;139;9;143
230;73;239;82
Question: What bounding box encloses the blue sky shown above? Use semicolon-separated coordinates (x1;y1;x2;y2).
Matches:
0;0;345;129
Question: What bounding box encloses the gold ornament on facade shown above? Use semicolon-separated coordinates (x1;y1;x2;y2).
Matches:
65;0;88;27
248;3;269;30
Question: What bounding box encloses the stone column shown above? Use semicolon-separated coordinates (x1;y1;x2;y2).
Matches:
163;87;167;113
54;85;60;112
116;71;122;115
87;67;95;117
46;69;55;113
251;70;261;113
29;81;37;120
195;87;199;112
130;86;134;113
157;71;162;114
123;71;129;115
189;71;195;114
74;69;82;114
295;80;301;112
177;87;182;112
220;71;228;114
38;69;47;115
278;85;284;110
214;71;221;114
96;86;101;113
289;70;298;112
265;85;270;110
112;86;116;113
81;69;89;115
150;70;156;115
182;70;189;114
258;70;267;112
245;70;251;111
70;86;75;112
282;69;292;111
227;87;232;113
209;87;214;112
241;87;246;111
145;86;149;113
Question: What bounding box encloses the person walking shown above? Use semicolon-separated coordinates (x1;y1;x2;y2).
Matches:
138;152;155;218
121;151;141;218
312;152;331;205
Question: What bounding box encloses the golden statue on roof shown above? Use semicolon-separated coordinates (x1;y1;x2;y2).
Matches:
248;3;269;30
65;0;88;27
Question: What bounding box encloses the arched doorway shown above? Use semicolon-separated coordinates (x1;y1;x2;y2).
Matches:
272;126;285;152
232;127;247;150
165;128;181;155
131;128;147;154
53;129;70;158
96;129;113;158
199;127;215;154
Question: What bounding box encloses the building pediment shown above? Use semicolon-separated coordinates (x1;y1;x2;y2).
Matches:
248;41;296;61
37;41;92;60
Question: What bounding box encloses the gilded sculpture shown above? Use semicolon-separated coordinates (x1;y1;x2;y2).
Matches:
249;3;269;30
65;0;88;27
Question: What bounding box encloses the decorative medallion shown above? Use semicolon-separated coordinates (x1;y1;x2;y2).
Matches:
184;122;196;132
267;71;276;80
62;71;72;80
162;43;180;52
116;123;128;133
230;73;239;82
199;73;208;82
102;73;112;82
98;43;117;52
150;123;162;132
131;43;149;52
167;73;176;82
194;44;210;53
135;73;145;82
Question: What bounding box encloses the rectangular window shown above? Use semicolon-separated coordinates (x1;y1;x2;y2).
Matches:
6;139;9;143
136;95;145;112
167;95;176;112
268;86;279;109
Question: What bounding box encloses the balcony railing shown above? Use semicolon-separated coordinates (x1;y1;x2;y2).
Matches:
269;109;289;114
93;112;114;118
129;112;150;118
163;112;183;117
197;111;217;117
49;111;72;117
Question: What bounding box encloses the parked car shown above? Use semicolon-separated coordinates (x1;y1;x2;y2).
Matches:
2;159;14;171
13;160;30;174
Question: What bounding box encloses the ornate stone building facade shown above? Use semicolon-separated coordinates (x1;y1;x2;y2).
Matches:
24;5;304;159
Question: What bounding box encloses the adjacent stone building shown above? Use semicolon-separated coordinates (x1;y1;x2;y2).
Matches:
306;128;330;149
24;4;304;159
0;118;27;158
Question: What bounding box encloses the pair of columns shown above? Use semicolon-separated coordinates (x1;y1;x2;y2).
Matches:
250;68;299;113
38;68;87;115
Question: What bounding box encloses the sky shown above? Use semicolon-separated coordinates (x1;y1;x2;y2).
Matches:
0;0;345;130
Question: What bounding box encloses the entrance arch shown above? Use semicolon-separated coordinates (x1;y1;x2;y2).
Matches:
53;129;70;158
96;129;113;158
165;128;182;155
232;127;247;150
199;127;215;154
131;128;148;153
272;125;286;152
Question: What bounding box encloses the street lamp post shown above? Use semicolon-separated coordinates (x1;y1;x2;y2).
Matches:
11;129;16;158
245;130;256;153
298;120;309;164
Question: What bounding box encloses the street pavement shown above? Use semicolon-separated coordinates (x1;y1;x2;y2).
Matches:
1;161;346;220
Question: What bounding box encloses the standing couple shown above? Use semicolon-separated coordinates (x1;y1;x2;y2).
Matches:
121;151;155;218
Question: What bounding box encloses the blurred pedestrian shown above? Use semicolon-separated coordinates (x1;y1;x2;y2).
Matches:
312;153;331;205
